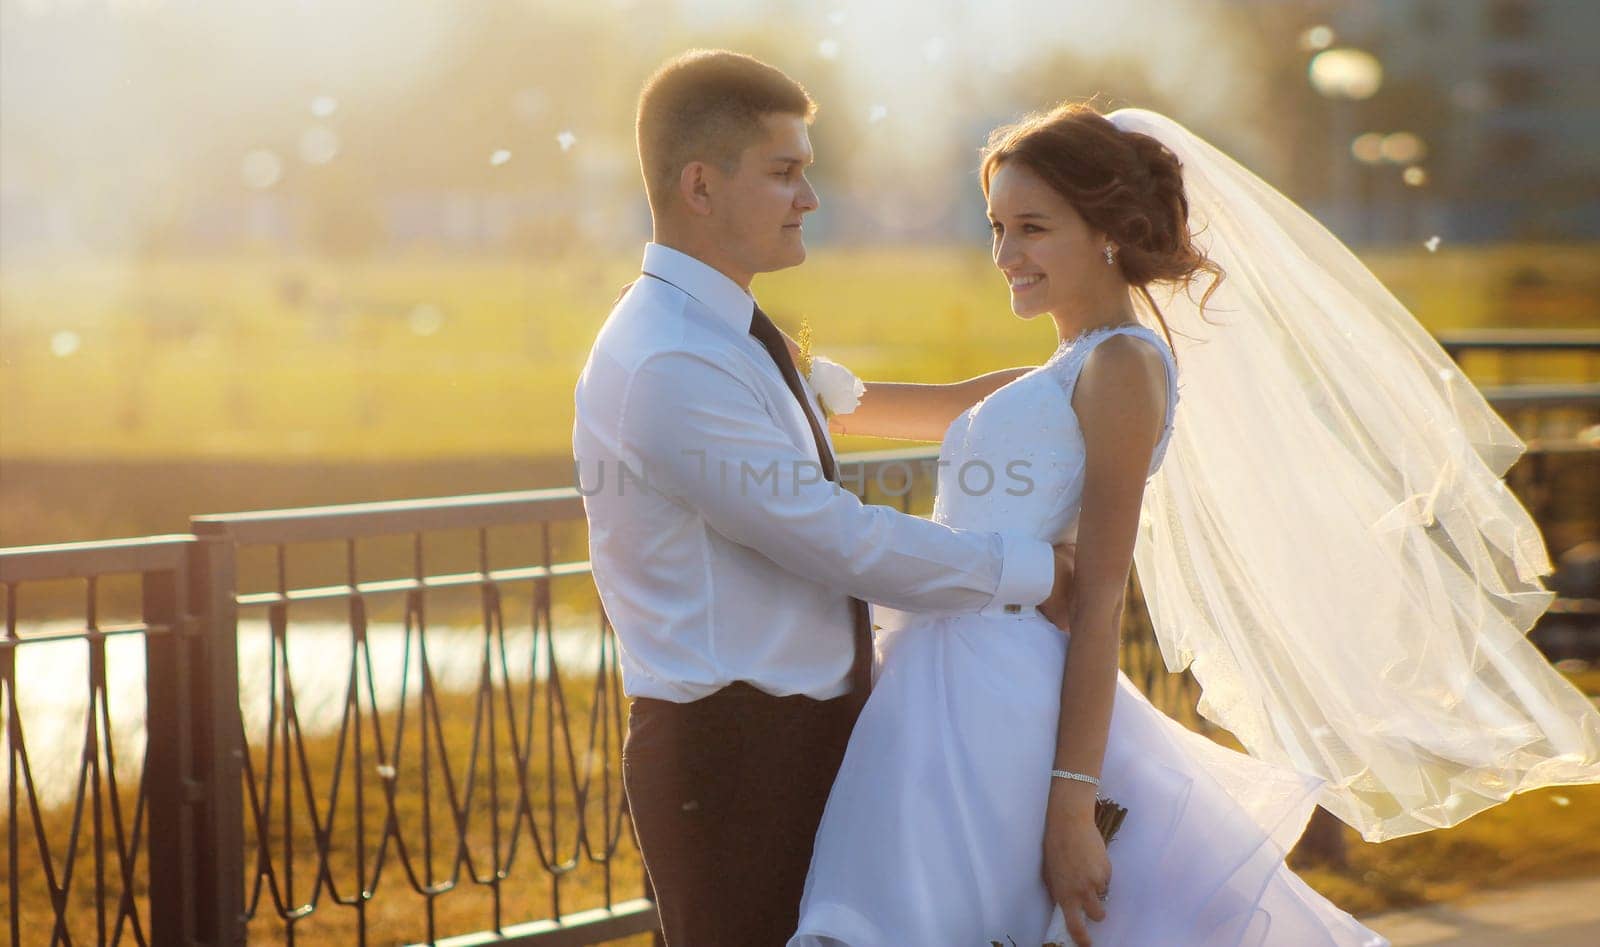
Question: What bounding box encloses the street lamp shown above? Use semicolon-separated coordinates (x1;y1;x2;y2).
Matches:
1351;132;1387;165
1379;132;1426;164
1308;48;1384;101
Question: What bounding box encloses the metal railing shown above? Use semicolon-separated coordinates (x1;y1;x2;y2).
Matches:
1438;328;1600;359
1;535;236;946
193;488;653;947
3;329;1597;945
1461;334;1600;548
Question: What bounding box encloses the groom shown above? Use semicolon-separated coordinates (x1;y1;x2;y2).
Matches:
573;49;1074;946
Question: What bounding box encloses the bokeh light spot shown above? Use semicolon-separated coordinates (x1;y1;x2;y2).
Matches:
240;149;284;189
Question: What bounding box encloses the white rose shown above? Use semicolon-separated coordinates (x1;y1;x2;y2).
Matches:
808;355;865;416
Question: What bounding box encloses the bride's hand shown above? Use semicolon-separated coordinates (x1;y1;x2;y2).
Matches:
1043;783;1111;947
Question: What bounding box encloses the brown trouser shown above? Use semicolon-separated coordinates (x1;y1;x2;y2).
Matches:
623;682;864;946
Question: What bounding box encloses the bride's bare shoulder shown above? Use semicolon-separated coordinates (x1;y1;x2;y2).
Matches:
1072;333;1169;446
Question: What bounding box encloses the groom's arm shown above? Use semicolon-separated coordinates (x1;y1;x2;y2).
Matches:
619;350;1055;614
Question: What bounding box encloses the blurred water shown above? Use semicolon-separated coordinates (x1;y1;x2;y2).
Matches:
2;619;604;808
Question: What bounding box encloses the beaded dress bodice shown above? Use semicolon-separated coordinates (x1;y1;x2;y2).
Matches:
930;324;1179;543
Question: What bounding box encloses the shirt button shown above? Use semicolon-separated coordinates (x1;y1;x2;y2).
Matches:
1004;603;1021;614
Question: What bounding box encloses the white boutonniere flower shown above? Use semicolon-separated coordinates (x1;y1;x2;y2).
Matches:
795;317;863;417
808;355;865;417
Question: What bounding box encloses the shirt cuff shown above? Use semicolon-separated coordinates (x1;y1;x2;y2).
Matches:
987;531;1056;612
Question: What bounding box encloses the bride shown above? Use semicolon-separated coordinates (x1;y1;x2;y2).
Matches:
788;104;1600;946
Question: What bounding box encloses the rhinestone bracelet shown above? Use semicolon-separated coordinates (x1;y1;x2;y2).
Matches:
1050;769;1100;786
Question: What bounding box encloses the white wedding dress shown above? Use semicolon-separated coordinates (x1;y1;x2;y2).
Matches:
790;324;1388;947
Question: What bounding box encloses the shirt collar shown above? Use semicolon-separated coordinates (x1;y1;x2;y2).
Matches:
641;242;757;334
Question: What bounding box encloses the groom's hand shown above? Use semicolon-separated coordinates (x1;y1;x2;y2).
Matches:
1039;542;1077;628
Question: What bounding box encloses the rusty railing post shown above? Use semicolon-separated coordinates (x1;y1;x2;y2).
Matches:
190;528;248;943
144;557;197;943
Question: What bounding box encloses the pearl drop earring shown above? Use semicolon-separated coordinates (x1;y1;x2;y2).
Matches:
1104;245;1117;266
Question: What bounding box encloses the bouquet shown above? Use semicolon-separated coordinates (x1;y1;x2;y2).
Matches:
1094;796;1128;844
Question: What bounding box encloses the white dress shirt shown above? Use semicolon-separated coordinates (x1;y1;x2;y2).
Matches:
572;243;1056;701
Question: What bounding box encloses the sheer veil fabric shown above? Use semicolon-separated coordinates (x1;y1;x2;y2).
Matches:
1109;108;1600;841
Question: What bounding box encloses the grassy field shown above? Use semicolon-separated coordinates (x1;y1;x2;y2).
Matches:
1300;780;1600;917
2;244;1597;464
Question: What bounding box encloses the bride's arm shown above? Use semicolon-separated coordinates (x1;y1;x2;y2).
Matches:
1041;335;1169;947
830;370;1030;442
775;326;1030;442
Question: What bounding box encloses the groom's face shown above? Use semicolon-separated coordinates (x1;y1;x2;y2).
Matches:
709;113;819;275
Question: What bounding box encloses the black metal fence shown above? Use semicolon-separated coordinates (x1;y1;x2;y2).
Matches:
1;534;241;946
3;488;663;947
196;488;657;947
4;331;1598;946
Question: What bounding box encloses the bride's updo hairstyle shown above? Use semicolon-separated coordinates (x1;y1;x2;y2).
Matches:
980;101;1224;351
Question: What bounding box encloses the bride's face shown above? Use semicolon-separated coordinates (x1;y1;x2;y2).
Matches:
987;161;1110;320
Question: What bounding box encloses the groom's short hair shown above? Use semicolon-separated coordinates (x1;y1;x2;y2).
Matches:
637;50;815;212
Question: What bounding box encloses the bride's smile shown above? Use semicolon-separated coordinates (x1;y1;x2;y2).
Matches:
987;161;1132;335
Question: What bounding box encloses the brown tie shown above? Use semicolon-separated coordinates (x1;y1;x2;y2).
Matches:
747;305;874;697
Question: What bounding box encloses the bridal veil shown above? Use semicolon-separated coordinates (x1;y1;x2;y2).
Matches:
1110;107;1600;841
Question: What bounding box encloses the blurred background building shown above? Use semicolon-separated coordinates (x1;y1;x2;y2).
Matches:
1310;0;1600;242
